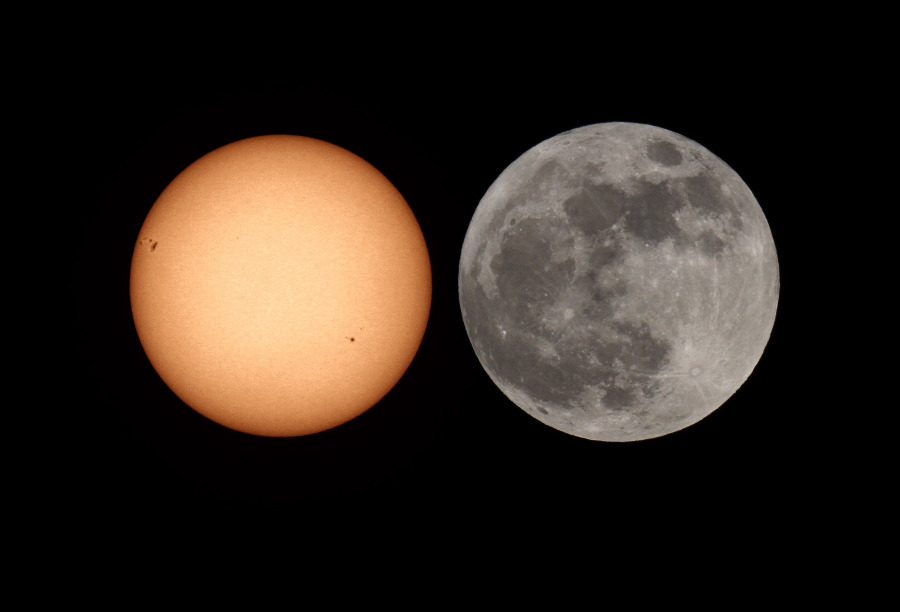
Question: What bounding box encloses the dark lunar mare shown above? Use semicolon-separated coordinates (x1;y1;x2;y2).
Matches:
461;194;677;416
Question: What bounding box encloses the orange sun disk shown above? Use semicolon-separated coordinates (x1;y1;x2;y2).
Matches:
129;135;432;436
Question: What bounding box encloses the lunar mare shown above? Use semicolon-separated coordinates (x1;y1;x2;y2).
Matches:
459;122;779;441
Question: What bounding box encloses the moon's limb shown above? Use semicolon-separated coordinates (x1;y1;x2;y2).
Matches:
459;122;779;441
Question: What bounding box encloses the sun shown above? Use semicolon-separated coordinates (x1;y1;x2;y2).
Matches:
129;135;431;437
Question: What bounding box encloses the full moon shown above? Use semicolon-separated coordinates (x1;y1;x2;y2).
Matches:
459;122;778;441
130;135;431;437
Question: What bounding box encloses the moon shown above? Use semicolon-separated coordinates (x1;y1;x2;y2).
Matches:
458;122;779;441
130;135;431;437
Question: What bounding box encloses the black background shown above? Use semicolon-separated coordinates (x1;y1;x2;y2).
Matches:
46;29;835;556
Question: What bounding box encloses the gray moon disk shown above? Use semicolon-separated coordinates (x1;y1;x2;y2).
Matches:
458;122;779;441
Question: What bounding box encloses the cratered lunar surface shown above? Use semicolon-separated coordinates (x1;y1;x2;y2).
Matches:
459;122;779;441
